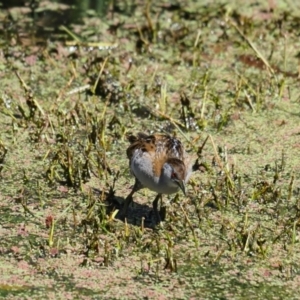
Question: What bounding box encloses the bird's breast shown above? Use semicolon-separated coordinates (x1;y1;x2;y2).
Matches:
130;150;178;194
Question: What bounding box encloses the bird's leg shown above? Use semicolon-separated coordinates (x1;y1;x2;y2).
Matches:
153;194;162;223
120;178;141;219
159;204;166;222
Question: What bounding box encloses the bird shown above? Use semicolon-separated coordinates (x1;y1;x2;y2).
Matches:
120;132;194;222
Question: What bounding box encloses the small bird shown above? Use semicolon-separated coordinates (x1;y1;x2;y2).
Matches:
120;132;194;222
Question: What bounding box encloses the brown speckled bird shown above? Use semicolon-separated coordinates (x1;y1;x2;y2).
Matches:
120;133;194;222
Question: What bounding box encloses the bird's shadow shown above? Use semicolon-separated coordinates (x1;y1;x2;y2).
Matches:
95;187;159;228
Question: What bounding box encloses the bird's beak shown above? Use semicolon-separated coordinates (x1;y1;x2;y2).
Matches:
176;180;186;196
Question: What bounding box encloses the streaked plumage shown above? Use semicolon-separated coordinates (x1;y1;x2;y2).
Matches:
120;133;193;222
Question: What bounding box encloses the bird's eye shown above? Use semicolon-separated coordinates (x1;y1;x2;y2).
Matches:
171;172;177;179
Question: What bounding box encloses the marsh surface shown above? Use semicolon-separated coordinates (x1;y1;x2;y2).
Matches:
1;0;300;299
